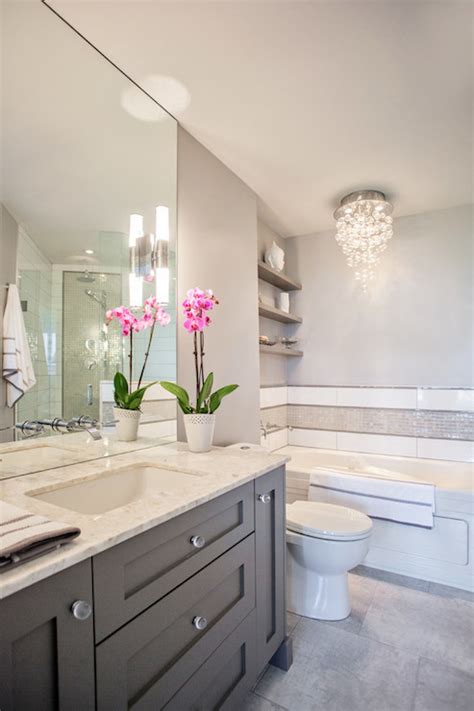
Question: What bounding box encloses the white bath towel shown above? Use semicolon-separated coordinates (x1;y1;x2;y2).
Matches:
309;466;435;528
2;284;36;407
0;501;80;571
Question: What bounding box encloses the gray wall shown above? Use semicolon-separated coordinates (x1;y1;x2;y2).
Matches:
286;204;473;387
0;205;18;441
177;128;260;444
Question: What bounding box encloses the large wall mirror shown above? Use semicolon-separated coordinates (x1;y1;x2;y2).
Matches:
0;1;177;478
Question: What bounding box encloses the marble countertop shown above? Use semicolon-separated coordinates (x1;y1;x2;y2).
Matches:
0;423;177;480
0;443;288;599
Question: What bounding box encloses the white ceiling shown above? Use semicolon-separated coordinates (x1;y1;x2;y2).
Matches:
49;0;473;237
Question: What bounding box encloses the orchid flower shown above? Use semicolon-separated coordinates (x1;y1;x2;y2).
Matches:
161;288;238;416
106;298;171;407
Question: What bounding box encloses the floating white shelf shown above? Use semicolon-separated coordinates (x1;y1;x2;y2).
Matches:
257;261;302;291
258;304;302;324
259;345;303;357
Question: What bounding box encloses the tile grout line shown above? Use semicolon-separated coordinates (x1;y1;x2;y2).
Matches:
409;656;423;711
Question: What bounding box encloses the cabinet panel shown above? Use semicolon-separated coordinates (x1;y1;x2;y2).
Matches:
96;534;255;710
255;466;286;671
0;559;95;711
93;481;254;641
164;610;257;711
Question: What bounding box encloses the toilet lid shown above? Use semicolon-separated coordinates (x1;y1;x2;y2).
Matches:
286;501;372;540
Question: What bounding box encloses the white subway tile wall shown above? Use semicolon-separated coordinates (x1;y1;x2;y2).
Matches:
336;432;418;457
260;385;473;461
417;389;474;412
287;386;337;406
260;386;288;408
261;427;288;451
416;438;474;463
16;229;56;423
288;428;337;449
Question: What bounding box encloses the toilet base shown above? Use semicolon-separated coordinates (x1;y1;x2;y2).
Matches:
287;548;352;620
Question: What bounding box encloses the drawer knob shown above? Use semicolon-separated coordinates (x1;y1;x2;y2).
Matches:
190;535;206;549
71;600;92;621
192;615;208;631
258;493;271;504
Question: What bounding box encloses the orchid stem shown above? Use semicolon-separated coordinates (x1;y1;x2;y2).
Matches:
129;330;133;394
137;319;156;390
193;331;200;409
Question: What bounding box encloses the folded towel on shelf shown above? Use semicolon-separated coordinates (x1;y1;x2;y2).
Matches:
0;501;80;572
2;284;36;407
309;466;435;528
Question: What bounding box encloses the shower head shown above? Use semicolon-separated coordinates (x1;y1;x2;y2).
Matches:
77;270;95;283
84;288;107;309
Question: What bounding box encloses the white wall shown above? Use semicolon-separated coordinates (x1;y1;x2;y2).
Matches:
286;205;473;387
177;128;260;444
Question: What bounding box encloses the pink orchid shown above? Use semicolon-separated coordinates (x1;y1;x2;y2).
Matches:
182;287;218;333
105;297;172;395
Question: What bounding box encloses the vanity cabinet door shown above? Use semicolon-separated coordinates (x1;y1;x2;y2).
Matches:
0;559;95;711
255;465;286;672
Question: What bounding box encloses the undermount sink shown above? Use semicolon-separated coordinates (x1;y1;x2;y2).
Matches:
27;464;202;515
0;443;81;472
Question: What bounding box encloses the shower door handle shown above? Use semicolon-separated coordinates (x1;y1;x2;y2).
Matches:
86;384;93;406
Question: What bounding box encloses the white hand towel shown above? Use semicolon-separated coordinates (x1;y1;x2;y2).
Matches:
2;284;36;407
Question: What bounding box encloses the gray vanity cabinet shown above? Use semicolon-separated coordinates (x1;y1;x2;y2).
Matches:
255;466;286;671
0;559;95;711
0;467;288;711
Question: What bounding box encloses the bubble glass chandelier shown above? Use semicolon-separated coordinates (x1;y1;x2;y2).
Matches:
334;190;393;290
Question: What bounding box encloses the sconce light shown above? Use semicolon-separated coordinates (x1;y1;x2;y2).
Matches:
129;214;144;307
154;205;170;304
128;207;170;306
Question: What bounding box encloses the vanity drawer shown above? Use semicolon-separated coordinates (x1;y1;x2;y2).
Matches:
96;534;256;711
93;481;254;641
165;610;257;711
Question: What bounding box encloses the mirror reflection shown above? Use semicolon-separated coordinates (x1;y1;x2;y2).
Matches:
0;1;177;478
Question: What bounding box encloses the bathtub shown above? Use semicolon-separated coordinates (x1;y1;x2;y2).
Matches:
277;445;474;591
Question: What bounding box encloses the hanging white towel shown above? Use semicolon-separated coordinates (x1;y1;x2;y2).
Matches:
2;284;36;407
309;465;435;528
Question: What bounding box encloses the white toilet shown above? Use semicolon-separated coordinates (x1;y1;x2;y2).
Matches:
286;500;373;620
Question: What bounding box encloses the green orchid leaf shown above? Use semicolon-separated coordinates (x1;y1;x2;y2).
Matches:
160;381;193;414
197;372;214;412
114;372;129;404
209;384;239;413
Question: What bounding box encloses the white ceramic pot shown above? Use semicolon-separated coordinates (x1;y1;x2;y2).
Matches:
114;407;141;442
183;413;216;453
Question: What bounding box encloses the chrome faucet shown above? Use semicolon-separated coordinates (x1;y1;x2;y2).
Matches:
15;421;45;438
68;415;102;440
260;421;279;439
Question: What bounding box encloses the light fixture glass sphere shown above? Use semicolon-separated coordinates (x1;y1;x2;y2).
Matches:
334;190;393;291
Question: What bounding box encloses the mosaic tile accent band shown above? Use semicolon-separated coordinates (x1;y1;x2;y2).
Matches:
261;403;474;441
287;405;474;441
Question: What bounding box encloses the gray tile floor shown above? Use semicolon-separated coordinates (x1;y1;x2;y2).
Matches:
245;566;474;711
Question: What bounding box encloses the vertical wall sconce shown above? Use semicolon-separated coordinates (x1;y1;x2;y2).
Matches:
154;205;170;304
129;213;144;307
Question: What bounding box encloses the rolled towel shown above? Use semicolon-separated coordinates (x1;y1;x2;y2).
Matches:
0;501;80;572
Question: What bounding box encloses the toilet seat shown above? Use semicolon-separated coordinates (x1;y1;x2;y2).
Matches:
286;501;372;541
